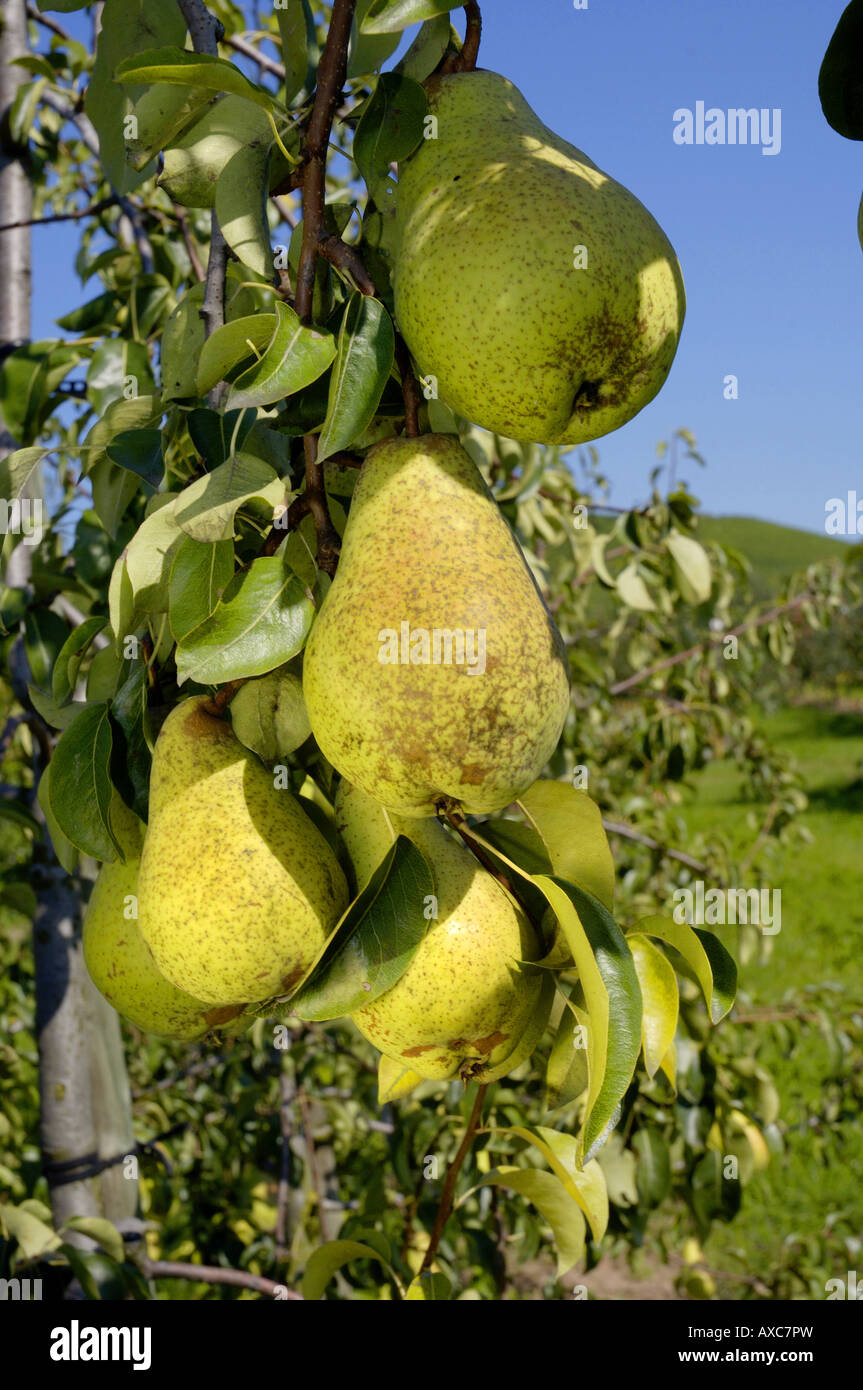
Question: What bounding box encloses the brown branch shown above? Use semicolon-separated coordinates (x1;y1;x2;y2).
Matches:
173;204;205;281
395;332;420;438
317;233;375;294
292;0;357;578
275;1067;295;1259
201;680;246;717
297;1087;335;1243
26;2;72;42
439;2;482;75
0;195;118;232
601;818;714;877
609;592;811;697
419;1085;486;1275
140;1258;302;1299
225;31;286;81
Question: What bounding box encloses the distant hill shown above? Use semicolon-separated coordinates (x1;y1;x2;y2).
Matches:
694;516;853;600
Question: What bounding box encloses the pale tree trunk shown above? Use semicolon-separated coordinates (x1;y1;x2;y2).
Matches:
1;0;138;1247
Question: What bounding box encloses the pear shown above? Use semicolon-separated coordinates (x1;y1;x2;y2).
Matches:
83;801;246;1040
336;779;548;1082
137;697;349;1006
303;434;570;817
392;70;685;446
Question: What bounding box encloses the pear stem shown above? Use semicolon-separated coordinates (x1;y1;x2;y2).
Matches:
440;3;482;75
419;1083;487;1276
201;680;246;718
395;332;421;437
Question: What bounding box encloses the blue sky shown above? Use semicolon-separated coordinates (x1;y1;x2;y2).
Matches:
29;0;863;536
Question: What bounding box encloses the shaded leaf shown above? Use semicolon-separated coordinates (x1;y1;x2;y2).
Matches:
47;703;118;861
315;295;394;462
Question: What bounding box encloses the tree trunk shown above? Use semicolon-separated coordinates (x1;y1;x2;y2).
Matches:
1;0;138;1245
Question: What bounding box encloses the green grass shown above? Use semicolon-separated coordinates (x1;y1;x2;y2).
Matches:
678;696;863;1296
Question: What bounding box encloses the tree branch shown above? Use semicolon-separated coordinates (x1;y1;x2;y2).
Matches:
0;195;118;232
395;332;420;437
609;592;812;697
225;31;286;81
293;0;358;578
140;1258;302;1299
26;2;72;43
601;818;714;877
419;1085;486;1275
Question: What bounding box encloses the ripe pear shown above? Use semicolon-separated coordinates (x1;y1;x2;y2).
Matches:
392;70;685;446
303;434;570;817
137;697;349;1006
83;800;246;1040
335;779;548;1082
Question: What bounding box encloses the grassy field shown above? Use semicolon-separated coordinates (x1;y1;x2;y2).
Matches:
678;694;863;1297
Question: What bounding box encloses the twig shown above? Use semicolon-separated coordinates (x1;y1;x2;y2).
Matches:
395;333;420;437
439;2;482;75
317;233;375;294
26;2;72;43
275;1067;295;1259
176;0;223;53
293;0;358;577
140;1258;302;1299
601;818;713;877
419;1085;486;1274
173;204;205;281
297;1087;335;1243
0;195;118;232
201;680;246;717
609;592;812;697
225;31;286;81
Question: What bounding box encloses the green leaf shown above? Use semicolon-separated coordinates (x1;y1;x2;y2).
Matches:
226;302;337;410
596;1132;639;1208
518;781;615;911
819;0;863;140
124;496;183;615
105;428;163;489
627;933;679;1078
544;1003;589;1112
173;452;280;543
37;762;79;873
665;533;712;605
393;14;453;82
109;665;152;822
161;288;208;400
63;1217;124;1264
277;0;317;103
196;313;277;398
632;1128;671;1208
361;0;456;35
536;879;642;1161
52;617;108;705
115;48;278;111
616;562;656;612
0;446;49;507
84;0;186;194
86;340;154;416
23;608;68;690
215;141;273;277
1;1203;61;1260
90;458;141;539
630;915;737;1024
496;1124;609;1243
301;1240;394;1300
175;555;315;685
316;295;395;462
169;536;235;641
47;703;119;862
353;73;427;197
126;81;215;171
292;836;434;1019
0;799;40;834
82;394;163;476
349;0;403;78
466;1168;586;1277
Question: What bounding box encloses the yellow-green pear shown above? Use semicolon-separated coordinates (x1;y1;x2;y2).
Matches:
303;434;570;817
137;697;349;1006
158;94;272;208
336;779;549;1082
392;70;685;446
83;801;246;1040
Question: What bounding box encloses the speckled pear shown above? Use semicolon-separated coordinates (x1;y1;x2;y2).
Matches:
303;434;570;817
392;70;685;445
83;800;246;1040
137;698;348;1006
335;779;548;1082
